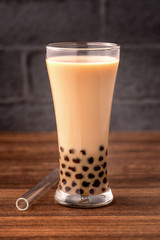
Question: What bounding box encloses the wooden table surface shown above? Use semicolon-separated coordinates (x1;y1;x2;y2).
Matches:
0;132;160;239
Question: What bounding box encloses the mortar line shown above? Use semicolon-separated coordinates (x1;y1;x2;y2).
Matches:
21;51;29;100
0;98;160;106
0;45;44;51
0;43;160;51
113;98;160;104
99;0;106;40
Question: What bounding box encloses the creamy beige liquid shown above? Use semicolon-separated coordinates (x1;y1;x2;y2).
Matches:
46;56;119;195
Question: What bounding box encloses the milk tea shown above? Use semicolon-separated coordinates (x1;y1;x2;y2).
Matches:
46;56;119;196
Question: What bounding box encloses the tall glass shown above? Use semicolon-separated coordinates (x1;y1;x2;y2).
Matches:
46;42;120;208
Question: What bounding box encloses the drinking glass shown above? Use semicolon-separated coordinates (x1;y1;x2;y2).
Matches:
46;42;120;208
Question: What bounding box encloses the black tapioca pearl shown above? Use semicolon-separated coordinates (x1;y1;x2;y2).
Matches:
69;149;75;154
103;177;107;184
76;189;84;194
89;189;94;194
64;155;69;161
65;172;71;177
68;166;76;172
75;173;83;179
99;171;104;177
99;145;104;151
60;146;64;152
99;156;103;161
72;181;77;187
62;179;67;185
61;163;66;168
103;162;106;169
102;188;106;192
105;169;107;174
93;179;101;187
60;170;63;175
82;181;90;187
82;166;89;172
65;186;71;192
73;158;81;164
94;165;101;171
88;173;95;179
80;149;86;155
105;149;108;156
59;184;62;190
88;157;94;164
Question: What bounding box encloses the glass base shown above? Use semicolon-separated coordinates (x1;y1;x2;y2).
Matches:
54;188;113;208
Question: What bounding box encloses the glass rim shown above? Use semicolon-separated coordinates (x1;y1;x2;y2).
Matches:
46;42;120;51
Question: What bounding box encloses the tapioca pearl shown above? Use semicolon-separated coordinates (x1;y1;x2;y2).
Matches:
82;166;89;172
103;162;106;169
82;181;90;187
75;173;83;179
60;146;64;152
65;172;71;177
64;155;69;161
65;186;71;192
69;149;75;154
88;173;95;179
99;156;103;161
72;181;77;187
59;184;62;190
105;169;107;174
105;149;108;156
76;189;84;195
102;188;106;192
92;179;101;187
99;145;104;151
60;170;63;175
89;189;94;194
94;165;101;171
73;158;81;164
61;163;66;168
68;166;76;172
80;149;86;155
99;171;104;178
103;177;107;184
88;157;94;164
62;179;67;185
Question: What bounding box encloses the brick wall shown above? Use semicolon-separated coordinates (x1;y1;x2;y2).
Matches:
0;0;160;131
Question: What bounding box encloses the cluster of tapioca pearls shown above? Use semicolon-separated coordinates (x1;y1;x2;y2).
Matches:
58;145;109;195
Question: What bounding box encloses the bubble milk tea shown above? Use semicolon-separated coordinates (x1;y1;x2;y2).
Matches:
46;55;119;196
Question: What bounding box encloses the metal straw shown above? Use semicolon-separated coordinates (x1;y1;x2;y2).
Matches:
16;168;59;211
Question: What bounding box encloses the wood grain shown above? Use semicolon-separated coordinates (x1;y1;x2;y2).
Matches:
0;132;160;239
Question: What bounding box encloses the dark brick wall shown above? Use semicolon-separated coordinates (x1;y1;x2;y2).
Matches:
0;0;160;131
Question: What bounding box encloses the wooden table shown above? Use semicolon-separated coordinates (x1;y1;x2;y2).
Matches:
0;132;160;239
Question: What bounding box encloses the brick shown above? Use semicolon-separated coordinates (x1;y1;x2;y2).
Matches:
0;0;101;45
0;102;56;131
27;51;52;100
110;102;160;130
25;102;56;131
0;51;23;99
105;0;160;43
0;103;26;131
114;47;160;99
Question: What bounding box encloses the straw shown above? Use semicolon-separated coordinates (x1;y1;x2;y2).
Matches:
16;168;59;211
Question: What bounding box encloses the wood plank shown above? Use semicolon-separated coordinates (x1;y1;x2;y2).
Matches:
0;216;160;238
0;188;160;217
